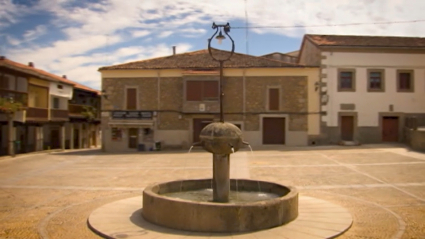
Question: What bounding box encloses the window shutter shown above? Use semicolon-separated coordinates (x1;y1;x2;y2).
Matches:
203;81;219;99
126;88;137;110
269;88;279;110
186;81;202;101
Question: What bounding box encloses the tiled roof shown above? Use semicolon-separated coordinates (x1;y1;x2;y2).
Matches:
306;34;425;48
0;57;99;94
99;48;307;70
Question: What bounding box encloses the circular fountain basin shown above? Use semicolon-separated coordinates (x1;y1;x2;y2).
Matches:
142;179;298;232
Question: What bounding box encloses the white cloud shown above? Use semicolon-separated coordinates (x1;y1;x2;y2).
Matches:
132;30;151;38
23;25;47;41
158;31;173;38
3;0;425;90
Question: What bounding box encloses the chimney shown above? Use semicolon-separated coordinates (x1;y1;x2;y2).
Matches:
28;62;34;67
172;46;176;55
0;56;5;60
62;75;67;79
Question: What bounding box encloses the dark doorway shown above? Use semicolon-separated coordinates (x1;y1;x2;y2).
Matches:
263;117;285;144
50;128;61;149
382;117;399;142
128;128;138;149
193;119;212;143
73;128;79;149
341;116;354;141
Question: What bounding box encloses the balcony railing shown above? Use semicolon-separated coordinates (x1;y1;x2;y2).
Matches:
26;107;48;121
69;103;99;120
50;109;69;121
0;89;28;106
69;104;84;116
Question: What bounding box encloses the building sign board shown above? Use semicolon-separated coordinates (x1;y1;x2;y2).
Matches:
111;111;153;120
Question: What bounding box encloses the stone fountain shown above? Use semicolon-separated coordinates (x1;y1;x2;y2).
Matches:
141;121;299;232
88;22;352;238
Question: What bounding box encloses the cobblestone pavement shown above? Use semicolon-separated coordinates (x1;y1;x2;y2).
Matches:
1;144;425;239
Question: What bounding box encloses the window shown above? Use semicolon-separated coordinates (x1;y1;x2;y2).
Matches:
57;84;63;89
53;97;60;109
111;128;122;141
186;80;219;101
3;74;16;90
126;88;137;110
338;69;355;91
367;69;385;92
397;70;414;92
268;88;279;110
16;76;27;92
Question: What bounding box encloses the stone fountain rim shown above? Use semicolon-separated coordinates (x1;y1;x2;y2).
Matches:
143;178;298;206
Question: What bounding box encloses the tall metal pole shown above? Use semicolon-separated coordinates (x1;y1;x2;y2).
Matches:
219;61;224;122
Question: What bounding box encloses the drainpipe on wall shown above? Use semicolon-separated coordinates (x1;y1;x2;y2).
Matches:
156;71;161;132
242;69;246;122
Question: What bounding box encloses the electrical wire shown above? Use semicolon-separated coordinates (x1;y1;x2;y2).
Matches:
232;19;425;29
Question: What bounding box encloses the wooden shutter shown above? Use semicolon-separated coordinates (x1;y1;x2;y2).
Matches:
203;81;218;99
269;88;279;110
186;81;202;101
126;88;137;110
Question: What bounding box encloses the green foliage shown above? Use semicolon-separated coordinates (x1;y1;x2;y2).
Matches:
0;97;24;114
81;105;97;121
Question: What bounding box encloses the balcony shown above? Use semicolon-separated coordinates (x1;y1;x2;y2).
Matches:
0;89;28;106
50;109;69;121
26;107;48;122
69;103;99;121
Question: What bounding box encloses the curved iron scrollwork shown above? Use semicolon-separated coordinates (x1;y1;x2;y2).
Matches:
208;22;235;62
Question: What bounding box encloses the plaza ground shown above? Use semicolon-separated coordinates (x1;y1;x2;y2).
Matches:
0;144;425;239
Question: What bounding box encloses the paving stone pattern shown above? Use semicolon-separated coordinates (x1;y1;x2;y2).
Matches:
0;144;425;238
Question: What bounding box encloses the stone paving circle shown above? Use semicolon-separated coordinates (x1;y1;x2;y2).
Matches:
88;195;353;239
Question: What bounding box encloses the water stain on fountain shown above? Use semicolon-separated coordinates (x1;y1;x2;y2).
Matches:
141;121;299;232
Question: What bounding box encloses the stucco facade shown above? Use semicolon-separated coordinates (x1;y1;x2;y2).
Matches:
100;66;320;152
299;34;425;144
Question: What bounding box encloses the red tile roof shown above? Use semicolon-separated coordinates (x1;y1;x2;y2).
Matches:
99;48;308;71
306;34;425;48
0;57;99;94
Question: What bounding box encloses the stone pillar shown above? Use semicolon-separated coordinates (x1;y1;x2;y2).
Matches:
7;115;15;157
69;123;74;149
60;124;65;150
212;154;230;203
85;123;90;148
78;123;83;149
96;124;101;147
35;126;43;151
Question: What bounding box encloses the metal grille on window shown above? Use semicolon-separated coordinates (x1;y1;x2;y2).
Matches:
369;72;381;89
340;72;353;89
399;73;411;90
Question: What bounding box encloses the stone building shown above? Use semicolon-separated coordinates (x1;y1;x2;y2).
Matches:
99;49;320;152
0;56;100;156
298;34;425;144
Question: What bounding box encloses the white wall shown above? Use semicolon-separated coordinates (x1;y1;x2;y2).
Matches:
50;96;69;110
322;51;425;127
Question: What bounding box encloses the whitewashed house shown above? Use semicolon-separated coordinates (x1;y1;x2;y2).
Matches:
298;34;425;144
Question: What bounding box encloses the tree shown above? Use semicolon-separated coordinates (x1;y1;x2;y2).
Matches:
81;105;97;122
0;97;24;114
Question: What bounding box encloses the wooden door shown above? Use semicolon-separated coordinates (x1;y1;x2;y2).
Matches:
263;117;285;144
128;128;138;148
193;119;212;143
341;116;354;141
382;117;399;142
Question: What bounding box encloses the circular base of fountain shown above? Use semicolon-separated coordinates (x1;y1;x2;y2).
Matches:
142;179;298;232
88;194;352;239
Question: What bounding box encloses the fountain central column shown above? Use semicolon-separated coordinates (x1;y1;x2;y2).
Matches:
212;154;230;202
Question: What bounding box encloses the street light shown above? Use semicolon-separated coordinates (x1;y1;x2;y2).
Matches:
207;22;235;122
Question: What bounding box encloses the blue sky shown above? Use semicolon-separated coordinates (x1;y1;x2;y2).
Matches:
1;0;425;90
